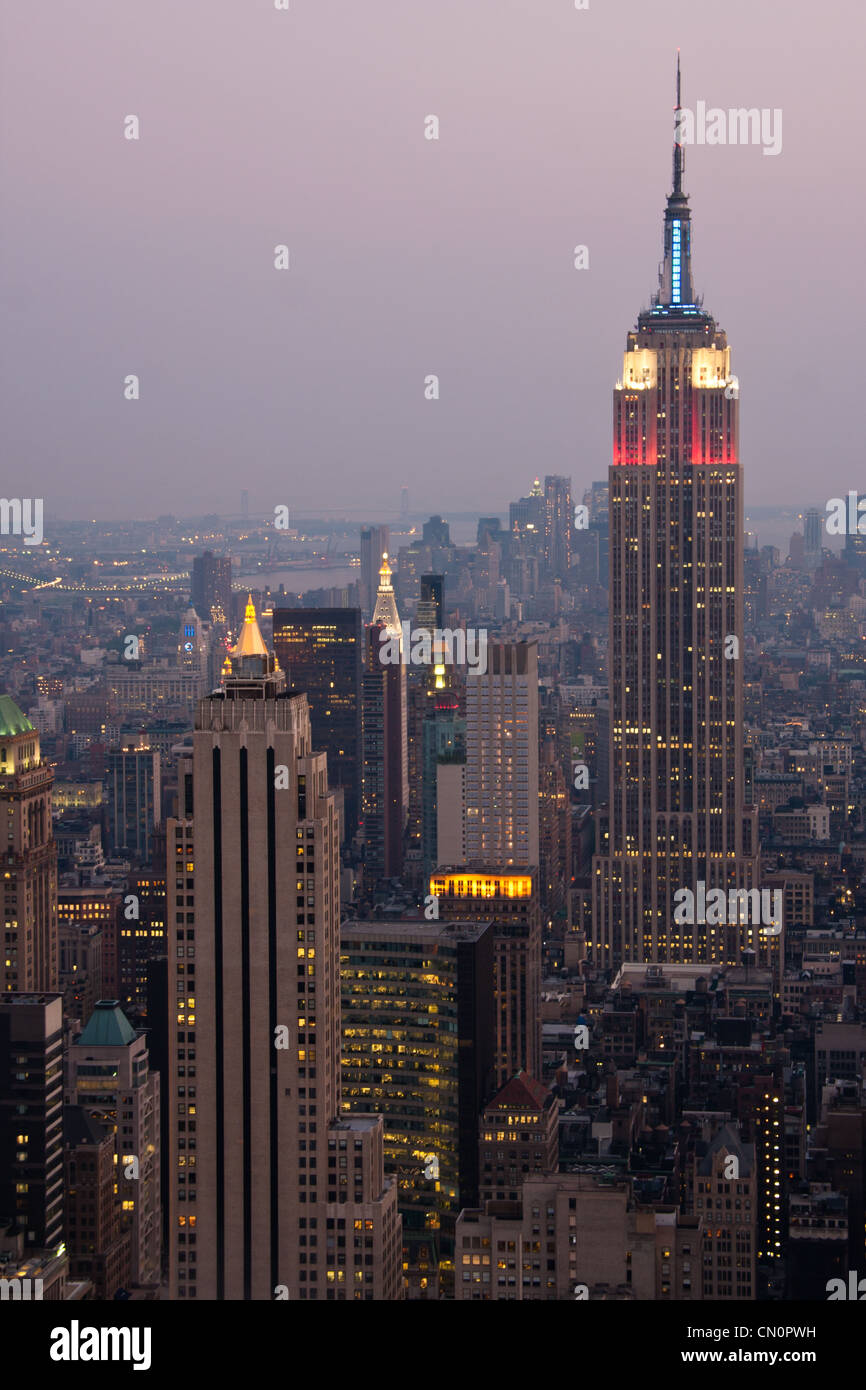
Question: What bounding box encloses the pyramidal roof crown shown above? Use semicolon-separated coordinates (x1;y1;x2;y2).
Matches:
232;594;269;659
487;1070;552;1112
76;1000;138;1048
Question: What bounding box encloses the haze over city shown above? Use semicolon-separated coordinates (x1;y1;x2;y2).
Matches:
1;0;859;520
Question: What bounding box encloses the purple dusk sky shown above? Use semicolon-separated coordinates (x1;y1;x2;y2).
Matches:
0;0;859;527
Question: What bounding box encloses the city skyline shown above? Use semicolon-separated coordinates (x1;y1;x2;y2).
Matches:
3;2;866;1338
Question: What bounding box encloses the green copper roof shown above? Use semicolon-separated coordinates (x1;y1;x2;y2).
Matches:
0;695;34;737
77;1000;137;1048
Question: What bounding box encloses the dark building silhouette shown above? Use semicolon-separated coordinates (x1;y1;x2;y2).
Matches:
191;550;232;623
272;608;363;842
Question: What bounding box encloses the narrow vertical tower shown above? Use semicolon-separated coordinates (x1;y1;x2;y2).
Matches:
593;62;765;970
167;599;401;1300
0;696;57;992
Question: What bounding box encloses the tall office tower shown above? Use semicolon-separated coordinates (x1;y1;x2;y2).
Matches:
539;738;571;930
120;852;167;1015
341;918;495;1297
272;608;363;842
191;550;232;624
360;525;390;618
361;555;408;880
509;478;547;560
406;574;450;875
417;573;444;631
804;507;822;556
464;641;539;867
738;1069;784;1267
591;481;610;585
422;515;450;548
431;869;541;1088
362;622;406;881
0;697;57;993
0;994;64;1252
592;63;763;971
422;691;465;883
63;1106;131;1298
404;676;428;886
67;1000;161;1288
178;607;209;682
166;600;401;1300
106;737;161;863
544;475;572;579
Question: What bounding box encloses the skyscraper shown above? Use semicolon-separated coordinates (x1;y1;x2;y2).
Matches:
191;551;232;624
804;507;822;556
166;599;401;1300
430;869;541;1087
0;697;57;993
272;607;363;842
0;993;64;1252
360;525;390;619
106;737;161;863
362;556;408;881
544;475;572;579
592;61;763;970
340;918;494;1295
464;641;539;867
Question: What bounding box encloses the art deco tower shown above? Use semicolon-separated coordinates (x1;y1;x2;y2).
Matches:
592;62;765;970
166;599;401;1300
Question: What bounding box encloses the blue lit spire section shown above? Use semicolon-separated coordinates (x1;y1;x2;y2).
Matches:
645;53;704;323
671;219;682;304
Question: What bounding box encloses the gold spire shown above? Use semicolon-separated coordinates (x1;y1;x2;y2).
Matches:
378;551;393;588
231;594;269;659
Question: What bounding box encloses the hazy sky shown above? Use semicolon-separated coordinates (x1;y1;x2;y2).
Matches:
1;0;861;525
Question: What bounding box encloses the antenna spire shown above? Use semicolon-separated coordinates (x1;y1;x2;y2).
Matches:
673;50;684;196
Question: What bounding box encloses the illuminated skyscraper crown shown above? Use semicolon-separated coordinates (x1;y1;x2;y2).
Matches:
371;553;402;638
642;54;711;328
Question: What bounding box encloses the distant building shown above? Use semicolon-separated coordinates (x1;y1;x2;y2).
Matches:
106;738;161;863
431;868;541;1087
64;1106;131;1298
544;475;572;579
191;550;232;624
66;1000;161;1288
359;526;390;619
464;641;539;867
120;854;166;1015
688;1123;756;1299
272;608;363;842
0;993;65;1251
788;1184;847;1300
478;1072;558;1204
341;918;495;1295
0;696;58;993
362;556;408;880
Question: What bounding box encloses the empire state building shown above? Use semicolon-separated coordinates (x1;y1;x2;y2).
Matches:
592;62;768;970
